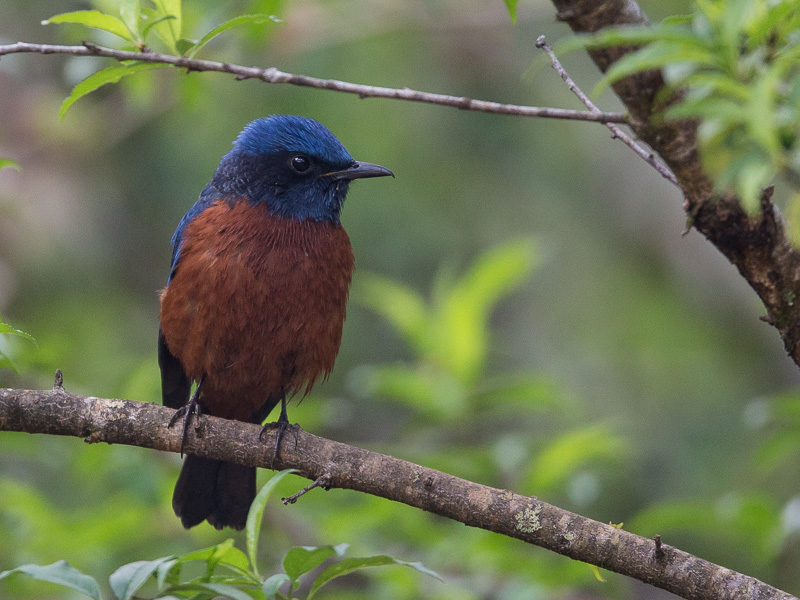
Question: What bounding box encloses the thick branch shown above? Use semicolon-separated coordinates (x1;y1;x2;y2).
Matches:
0;388;794;600
0;41;627;124
549;0;800;368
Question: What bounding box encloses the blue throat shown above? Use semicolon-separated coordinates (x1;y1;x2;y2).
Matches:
208;150;352;224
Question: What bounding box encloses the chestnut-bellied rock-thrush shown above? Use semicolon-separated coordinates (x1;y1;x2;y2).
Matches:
158;115;393;529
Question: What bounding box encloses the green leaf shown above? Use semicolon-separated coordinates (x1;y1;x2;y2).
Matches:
0;352;16;372
59;62;164;119
0;561;101;600
155;557;179;588
475;374;564;411
0;317;35;344
109;556;176;600
176;38;197;56
42;10;133;42
0;159;20;171
503;0;518;24
526;424;629;492
245;469;298;577
748;65;782;161
664;96;745;123
359;364;466;417
148;0;182;53
173;538;252;580
558;25;700;54
186;14;282;58
434;238;539;381
118;0;141;41
353;274;428;350
141;13;177;41
262;573;290;599
184;582;255;600
596;39;717;94
307;556;441;599
736;159;773;214
283;544;347;582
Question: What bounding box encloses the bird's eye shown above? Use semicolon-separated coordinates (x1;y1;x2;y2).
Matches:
290;155;311;174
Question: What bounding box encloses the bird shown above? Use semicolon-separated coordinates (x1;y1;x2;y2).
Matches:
158;115;393;530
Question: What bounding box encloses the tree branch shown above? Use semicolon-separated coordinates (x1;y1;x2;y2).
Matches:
0;41;628;124
535;35;679;187
549;0;800;371
0;387;794;600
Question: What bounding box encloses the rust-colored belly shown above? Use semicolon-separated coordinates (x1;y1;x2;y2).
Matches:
159;199;354;421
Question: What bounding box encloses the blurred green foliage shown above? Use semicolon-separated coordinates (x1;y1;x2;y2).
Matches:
0;313;35;373
570;0;800;213
0;471;441;599
1;0;800;598
42;2;282;118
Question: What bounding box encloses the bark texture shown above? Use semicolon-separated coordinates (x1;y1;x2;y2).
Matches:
0;388;794;600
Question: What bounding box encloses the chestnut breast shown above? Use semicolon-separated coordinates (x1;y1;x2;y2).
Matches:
159;199;355;420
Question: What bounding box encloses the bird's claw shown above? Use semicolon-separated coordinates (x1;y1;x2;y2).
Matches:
256;395;299;468
260;419;299;469
168;384;204;457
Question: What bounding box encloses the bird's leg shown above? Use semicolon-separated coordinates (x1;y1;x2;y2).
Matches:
168;375;205;457
259;395;298;468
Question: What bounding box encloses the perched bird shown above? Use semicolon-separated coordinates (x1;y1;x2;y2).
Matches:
158;115;393;530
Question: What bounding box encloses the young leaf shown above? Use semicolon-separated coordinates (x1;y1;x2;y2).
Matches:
503;0;518;24
525;424;629;492
148;0;182;53
59;62;165;119
262;573;290;599
141;13;177;42
353;274;428;350
176;38;197;56
155;557;179;588
181;582;255;600
595;39;717;95
42;10;133;42
109;556;176;600
245;469;298;577
0;314;35;374
435;238;538;382
186;14;282;58
307;556;441;599
359;363;465;417
0;352;16;372
0;561;101;600
283;545;340;582
0;159;20;171
173;538;252;580
0;317;35;344
118;0;141;41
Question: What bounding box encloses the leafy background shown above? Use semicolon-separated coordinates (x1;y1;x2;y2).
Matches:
1;0;800;598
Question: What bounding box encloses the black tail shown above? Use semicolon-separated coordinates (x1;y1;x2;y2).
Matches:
172;455;256;530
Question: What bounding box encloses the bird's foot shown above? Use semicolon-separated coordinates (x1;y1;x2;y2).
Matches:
168;384;204;457
259;397;298;468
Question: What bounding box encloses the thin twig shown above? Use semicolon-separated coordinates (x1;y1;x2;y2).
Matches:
0;41;629;124
535;35;680;187
282;472;332;505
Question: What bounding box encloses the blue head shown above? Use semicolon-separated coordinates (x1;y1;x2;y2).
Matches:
207;115;393;223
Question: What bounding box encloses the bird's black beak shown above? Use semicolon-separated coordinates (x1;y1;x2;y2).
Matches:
326;161;394;181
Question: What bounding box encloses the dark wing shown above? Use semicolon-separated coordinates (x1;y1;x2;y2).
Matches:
159;327;191;409
159;185;223;408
